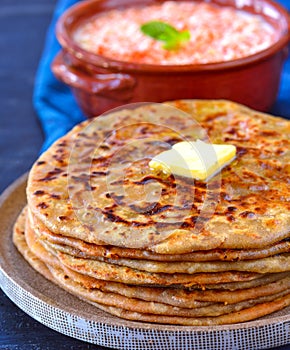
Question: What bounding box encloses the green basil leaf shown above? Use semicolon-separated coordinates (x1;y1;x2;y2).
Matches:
141;21;179;40
162;39;180;51
178;30;191;42
140;21;190;51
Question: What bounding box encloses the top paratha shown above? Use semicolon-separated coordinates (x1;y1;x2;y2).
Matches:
29;207;290;262
27;100;290;254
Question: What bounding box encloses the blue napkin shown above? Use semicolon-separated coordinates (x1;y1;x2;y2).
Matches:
33;0;290;152
33;0;85;153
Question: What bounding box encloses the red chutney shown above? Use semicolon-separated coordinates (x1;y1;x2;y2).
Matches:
73;1;278;65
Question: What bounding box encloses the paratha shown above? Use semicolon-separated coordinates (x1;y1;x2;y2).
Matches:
14;209;290;324
30;209;290;262
13;99;290;326
13;202;290;325
38;231;290;274
12;207;54;282
56;250;263;287
26;101;290;254
24;214;290;300
48;263;289;317
89;294;290;326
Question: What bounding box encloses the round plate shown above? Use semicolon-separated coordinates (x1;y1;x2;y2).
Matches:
0;174;289;350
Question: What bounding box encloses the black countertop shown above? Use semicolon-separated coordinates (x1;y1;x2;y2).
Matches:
0;1;289;349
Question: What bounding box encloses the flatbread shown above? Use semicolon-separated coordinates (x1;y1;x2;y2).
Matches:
12;207;54;282
13;209;290;325
48;263;289;317
13;210;290;324
61;252;290;274
26;100;290;254
27;211;290;303
13;99;290;326
30;210;290;262
25;210;289;304
58;263;290;294
56;250;263;287
91;293;290;326
40;235;290;274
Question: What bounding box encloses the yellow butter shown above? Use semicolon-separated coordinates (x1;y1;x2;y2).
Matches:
149;140;236;181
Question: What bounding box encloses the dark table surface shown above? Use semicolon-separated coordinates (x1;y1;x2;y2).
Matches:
0;1;289;349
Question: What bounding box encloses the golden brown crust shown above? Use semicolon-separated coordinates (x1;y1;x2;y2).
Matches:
26;100;290;253
30;209;290;262
90;293;290;326
12;207;54;282
13;100;290;326
13;205;290;325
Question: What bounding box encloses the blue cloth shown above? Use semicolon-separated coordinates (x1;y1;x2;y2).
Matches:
33;0;85;153
33;0;290;152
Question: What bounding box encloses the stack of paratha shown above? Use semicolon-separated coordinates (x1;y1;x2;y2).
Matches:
13;100;290;326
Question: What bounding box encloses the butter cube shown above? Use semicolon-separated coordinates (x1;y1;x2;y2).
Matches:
149;140;236;181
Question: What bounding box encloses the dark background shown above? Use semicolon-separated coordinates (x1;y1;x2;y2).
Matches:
0;0;289;349
0;0;107;348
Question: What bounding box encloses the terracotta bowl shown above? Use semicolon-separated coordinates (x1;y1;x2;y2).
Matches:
52;0;290;118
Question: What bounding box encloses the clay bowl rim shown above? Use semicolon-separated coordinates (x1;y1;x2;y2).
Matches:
55;0;290;74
